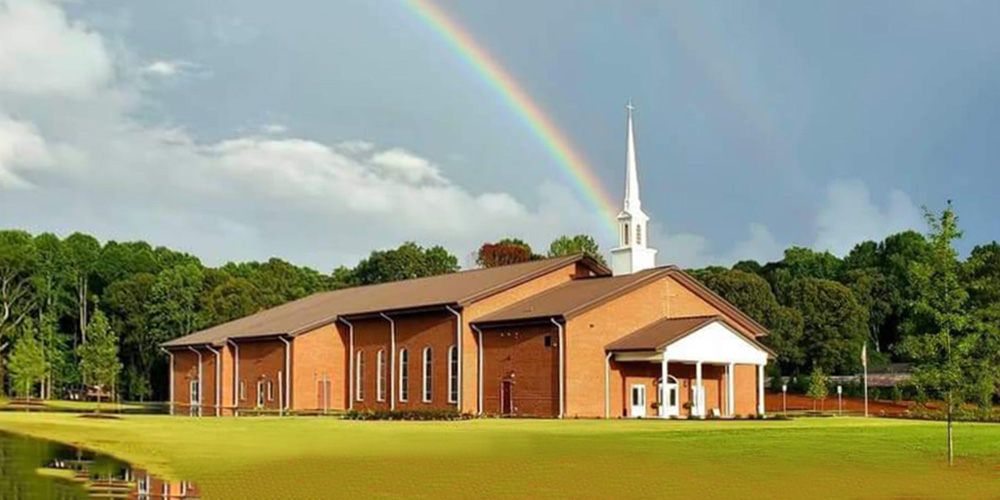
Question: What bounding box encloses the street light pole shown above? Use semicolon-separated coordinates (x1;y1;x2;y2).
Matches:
837;385;842;416
782;383;787;415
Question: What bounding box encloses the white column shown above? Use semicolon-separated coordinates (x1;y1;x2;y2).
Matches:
757;363;765;416
727;362;735;417
695;361;703;418
660;357;668;418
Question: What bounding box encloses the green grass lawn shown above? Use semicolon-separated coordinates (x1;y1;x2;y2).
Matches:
0;413;997;500
0;398;149;412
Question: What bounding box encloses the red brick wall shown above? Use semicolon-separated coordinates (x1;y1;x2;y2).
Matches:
734;364;760;416
350;311;461;411
480;323;559;417
233;338;286;410
171;347;221;415
461;261;588;412
291;323;344;411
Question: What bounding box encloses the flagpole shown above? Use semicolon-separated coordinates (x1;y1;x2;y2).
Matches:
862;343;869;418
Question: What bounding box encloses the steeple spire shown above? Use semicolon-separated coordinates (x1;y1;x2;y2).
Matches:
611;99;657;276
624;100;641;213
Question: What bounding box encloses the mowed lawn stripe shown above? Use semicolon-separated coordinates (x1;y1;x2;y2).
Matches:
0;413;997;500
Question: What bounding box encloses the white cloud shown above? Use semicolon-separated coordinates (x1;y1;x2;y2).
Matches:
0;115;52;188
0;0;605;268
260;123;287;135
0;0;112;95
142;59;196;78
369;148;448;185
813;179;923;256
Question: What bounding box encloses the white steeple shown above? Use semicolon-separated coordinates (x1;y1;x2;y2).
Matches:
611;100;657;276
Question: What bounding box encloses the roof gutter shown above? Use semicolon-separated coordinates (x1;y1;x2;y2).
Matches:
338;317;354;410
445;306;463;412
204;344;222;417
226;339;240;414
550;318;565;419
379;313;396;411
187;346;203;417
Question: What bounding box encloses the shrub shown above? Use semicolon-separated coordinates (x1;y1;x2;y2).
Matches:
891;385;903;404
343;409;467;421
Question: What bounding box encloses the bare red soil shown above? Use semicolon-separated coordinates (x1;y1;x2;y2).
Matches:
765;392;924;416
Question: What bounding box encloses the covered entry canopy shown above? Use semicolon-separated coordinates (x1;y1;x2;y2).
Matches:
607;315;773;364
608;315;774;418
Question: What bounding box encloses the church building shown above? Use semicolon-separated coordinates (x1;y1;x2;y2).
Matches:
162;105;774;419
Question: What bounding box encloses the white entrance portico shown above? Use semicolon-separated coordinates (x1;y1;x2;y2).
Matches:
607;315;773;418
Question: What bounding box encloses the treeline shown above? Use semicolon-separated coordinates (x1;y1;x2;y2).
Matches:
691;215;1000;391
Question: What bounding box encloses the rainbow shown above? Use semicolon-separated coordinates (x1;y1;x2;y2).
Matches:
403;0;619;233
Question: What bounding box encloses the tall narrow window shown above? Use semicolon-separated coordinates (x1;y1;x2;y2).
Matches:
256;380;264;407
399;348;409;402
355;351;365;401
266;380;274;401
190;380;200;406
376;349;386;401
624;223;630;245
239;380;246;401
422;347;433;403
636;224;643;245
448;345;459;403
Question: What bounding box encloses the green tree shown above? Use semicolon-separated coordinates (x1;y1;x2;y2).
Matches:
806;368;829;411
898;203;973;465
351;242;459;285
63;233;100;344
785;278;867;374
844;268;895;353
104;273;158;400
77;310;122;406
149;264;206;342
547;234;606;266
7;319;48;398
201;277;261;325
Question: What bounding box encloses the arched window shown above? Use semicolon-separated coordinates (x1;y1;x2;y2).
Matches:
376;349;386;402
636;224;643;245
623;223;630;245
448;345;459;404
355;351;365;401
399;348;409;402
422;347;433;403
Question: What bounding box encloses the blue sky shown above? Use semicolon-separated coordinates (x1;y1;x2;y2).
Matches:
1;0;998;270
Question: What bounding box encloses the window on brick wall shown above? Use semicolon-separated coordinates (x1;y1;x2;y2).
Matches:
256;380;264;408
448;345;459;404
422;347;433;403
399;348;409;402
356;351;365;401
239;380;246;401
376;349;386;402
267;380;274;401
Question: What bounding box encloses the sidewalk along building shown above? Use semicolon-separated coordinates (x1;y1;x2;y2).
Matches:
161;104;774;419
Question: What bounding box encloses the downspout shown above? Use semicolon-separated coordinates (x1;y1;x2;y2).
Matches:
338;318;354;410
226;340;240;415
550;318;565;419
161;348;174;416
187;346;203;417
471;324;484;415
445;306;462;411
278;336;291;415
204;345;222;417
379;313;396;411
605;352;613;419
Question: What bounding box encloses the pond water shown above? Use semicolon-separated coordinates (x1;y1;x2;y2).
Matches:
0;431;200;499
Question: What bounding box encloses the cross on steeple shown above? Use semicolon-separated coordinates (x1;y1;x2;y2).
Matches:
611;99;657;276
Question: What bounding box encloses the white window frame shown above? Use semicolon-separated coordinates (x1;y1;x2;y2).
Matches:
448;345;458;404
190;379;200;407
422;347;433;403
239;380;246;401
355;351;365;401
267;380;274;402
399;348;409;402
376;349;386;402
256;380;265;408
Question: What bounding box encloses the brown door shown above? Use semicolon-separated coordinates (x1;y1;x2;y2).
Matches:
501;380;514;415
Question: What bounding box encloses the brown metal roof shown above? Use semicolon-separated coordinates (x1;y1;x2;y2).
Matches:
472;266;768;338
472;267;670;324
605;316;719;351
163;255;605;348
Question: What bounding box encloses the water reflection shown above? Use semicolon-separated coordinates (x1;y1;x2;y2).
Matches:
0;431;200;499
